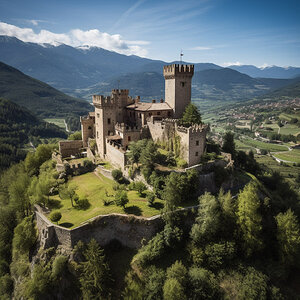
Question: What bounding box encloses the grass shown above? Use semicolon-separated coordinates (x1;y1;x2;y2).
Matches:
279;124;300;136
240;137;289;152
44;118;66;129
255;155;299;186
48;172;164;228
273;149;300;163
279;113;300;122
235;139;255;151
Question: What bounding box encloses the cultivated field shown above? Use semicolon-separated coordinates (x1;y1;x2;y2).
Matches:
44;118;66;129
273;149;300;164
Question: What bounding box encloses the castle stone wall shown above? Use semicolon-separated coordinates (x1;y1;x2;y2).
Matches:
105;141;126;169
35;205;163;250
59;140;83;158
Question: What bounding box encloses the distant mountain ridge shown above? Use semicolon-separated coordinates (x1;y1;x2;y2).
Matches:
228;65;300;79
0;35;299;102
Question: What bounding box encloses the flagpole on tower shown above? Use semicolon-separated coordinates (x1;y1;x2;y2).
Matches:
180;50;183;64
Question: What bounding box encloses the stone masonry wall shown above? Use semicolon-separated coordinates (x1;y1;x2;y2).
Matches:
35;205;163;250
59;140;83;158
105;141;126;169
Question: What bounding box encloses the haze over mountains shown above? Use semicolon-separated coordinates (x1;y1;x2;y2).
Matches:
0;35;300;102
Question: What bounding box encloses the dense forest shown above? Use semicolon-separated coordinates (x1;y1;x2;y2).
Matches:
0;98;67;171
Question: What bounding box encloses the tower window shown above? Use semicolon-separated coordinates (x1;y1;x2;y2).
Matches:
168;111;171;117
97;131;99;138
180;82;185;87
97;113;100;118
157;111;161;115
108;130;111;136
128;136;131;142
195;152;199;156
196;140;199;146
88;126;92;130
108;118;111;124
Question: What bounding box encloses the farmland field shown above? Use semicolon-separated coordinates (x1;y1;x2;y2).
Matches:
273;149;300;163
44;118;66;129
240;137;289;152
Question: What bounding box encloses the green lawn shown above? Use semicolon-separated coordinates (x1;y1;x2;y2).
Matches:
279;113;300;122
235;139;255;151
240;137;288;152
48;172;164;228
273;149;300;163
44;118;66;129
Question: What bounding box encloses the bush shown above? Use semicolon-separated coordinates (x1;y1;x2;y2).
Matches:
112;169;124;183
146;192;156;206
176;158;188;168
75;198;90;210
103;199;113;206
50;211;62;224
114;190;129;208
52;255;68;280
135;181;147;197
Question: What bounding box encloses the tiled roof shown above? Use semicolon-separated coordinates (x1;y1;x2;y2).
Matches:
126;102;172;112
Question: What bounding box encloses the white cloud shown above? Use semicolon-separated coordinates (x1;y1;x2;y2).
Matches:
0;22;148;56
189;46;212;51
259;63;271;69
222;61;243;67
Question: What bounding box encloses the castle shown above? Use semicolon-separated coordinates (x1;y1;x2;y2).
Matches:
61;64;208;169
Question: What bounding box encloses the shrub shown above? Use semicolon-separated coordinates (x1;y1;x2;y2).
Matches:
103;199;113;206
146;192;156;206
128;182;136;190
176;158;188;168
75;198;90;210
52;255;68;280
50;211;62;224
114;190;129;208
112;169;124;183
135;181;147;197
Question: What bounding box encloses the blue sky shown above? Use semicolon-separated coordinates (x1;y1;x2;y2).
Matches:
0;0;299;67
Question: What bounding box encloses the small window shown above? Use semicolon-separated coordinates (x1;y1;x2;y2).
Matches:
157;111;161;115
168;111;171;117
97;113;100;118
196;140;199;146
139;113;141;119
108;118;111;124
180;81;185;87
97;131;99;138
88;126;92;130
128;136;131;142
149;113;152;116
108;130;111;136
195;152;199;156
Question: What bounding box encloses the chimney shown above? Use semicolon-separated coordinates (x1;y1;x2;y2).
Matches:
152;99;156;103
160;99;164;103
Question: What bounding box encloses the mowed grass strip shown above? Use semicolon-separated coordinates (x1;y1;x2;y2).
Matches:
48;172;164;228
241;138;288;152
44;118;66;129
279;124;300;136
273;149;300;163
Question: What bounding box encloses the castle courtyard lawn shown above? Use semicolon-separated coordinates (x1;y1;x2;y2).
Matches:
48;172;164;228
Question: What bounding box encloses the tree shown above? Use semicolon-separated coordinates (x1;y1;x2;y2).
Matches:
112;169;124;183
126;139;148;165
236;182;263;256
166;260;188;287
190;192;222;244
163;278;186;300
181;103;202;127
140;140;158;180
50;211;62;224
135;181;147;197
115;190;129;209
222;131;235;157
59;184;78;207
68;131;82;140
276;209;300;266
80;239;112;299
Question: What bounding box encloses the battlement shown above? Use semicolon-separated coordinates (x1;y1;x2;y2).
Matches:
93;95;115;107
163;64;194;78
176;123;209;134
112;89;129;96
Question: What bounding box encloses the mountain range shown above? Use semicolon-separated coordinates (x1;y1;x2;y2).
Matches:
0;61;91;129
0;35;300;102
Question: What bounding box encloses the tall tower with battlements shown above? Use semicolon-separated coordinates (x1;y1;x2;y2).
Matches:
163;64;194;118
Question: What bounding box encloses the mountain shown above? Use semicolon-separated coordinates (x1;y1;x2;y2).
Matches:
0;36;222;95
0;61;91;126
83;68;296;102
259;78;300;98
228;64;300;79
0;97;67;171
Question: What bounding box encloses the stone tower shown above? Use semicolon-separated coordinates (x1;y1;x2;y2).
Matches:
93;95;116;158
163;64;194;118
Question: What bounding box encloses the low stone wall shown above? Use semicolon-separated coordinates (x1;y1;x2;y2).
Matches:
97;166;113;180
105;141;126;169
59;140;83;158
35;205;163;250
